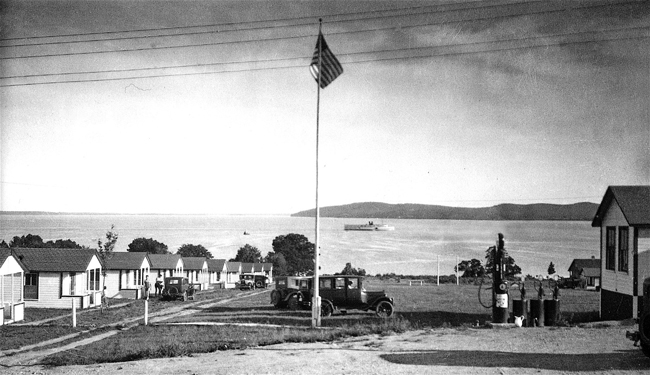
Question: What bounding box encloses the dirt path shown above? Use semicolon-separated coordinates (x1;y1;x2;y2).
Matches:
2;290;649;374
0;290;268;368
3;325;649;374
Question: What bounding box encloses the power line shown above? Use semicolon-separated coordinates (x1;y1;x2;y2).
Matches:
1;29;646;88
0;0;526;44
1;0;643;60
1;25;646;81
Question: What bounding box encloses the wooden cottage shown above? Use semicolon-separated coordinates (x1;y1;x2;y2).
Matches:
207;259;227;288
1;249;26;325
13;248;103;309
591;185;650;320
104;252;151;299
567;257;601;290
148;254;184;281
225;261;242;288
183;257;209;290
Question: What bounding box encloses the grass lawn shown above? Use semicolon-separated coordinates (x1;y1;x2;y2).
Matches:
37;282;601;366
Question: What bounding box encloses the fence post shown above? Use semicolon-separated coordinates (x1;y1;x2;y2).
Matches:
71;298;76;328
144;299;149;326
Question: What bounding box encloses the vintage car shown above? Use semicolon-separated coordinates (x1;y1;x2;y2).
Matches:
270;276;312;308
161;276;195;301
238;273;270;290
270;275;394;318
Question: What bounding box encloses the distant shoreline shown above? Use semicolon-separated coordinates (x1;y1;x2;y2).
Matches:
0;211;291;217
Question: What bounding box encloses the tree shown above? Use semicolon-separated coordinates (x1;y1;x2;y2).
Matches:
97;225;118;304
485;246;522;279
8;234;85;249
265;252;288;276
336;262;366;276
232;244;262;263
548;262;556;276
10;234;45;248
127;237;169;254
456;258;486;278
267;233;314;276
177;244;213;258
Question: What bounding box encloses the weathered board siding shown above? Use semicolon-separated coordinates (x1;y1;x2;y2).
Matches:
600;202;634;296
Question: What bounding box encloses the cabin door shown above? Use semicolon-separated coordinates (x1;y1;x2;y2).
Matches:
24;272;39;300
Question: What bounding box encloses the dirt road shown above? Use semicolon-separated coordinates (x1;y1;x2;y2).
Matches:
4;324;649;374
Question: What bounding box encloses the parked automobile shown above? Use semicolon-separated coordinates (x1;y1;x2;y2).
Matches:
270;275;394;318
557;277;581;289
161;276;195;301
238;273;270;290
270;276;312;308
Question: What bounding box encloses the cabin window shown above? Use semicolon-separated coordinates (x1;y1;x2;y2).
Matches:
605;227;616;270
70;272;77;295
135;269;142;286
618;227;629;272
347;278;359;289
87;268;101;291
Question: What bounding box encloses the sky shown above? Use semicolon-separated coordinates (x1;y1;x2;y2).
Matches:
0;0;648;215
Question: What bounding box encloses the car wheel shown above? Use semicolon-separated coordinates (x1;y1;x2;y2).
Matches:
255;281;263;288
375;301;394;318
320;301;333;317
271;290;282;307
168;287;178;296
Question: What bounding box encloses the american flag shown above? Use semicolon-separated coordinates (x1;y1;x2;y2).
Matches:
310;32;343;89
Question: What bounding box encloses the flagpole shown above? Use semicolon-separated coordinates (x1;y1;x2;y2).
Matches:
312;18;323;329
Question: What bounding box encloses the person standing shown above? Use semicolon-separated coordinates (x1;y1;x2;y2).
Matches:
155;273;164;296
144;275;151;300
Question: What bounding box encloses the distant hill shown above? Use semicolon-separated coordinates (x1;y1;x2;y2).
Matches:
291;202;600;221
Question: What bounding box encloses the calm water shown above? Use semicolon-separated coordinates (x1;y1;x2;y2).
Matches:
0;214;600;277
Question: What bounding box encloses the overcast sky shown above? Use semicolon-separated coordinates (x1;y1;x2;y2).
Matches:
1;0;648;214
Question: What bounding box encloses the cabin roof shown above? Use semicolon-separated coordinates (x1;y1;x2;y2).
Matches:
182;257;207;270
568;258;600;277
0;248;29;273
148;254;183;269
592;186;650;227
226;262;241;272
12;248;98;272
104;252;150;270
207;259;226;271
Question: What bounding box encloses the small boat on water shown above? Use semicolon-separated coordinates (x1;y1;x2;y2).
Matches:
344;221;395;231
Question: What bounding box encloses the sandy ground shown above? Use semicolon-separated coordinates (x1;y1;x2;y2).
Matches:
3;325;649;375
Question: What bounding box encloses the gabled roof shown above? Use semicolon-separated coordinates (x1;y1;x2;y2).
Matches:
207;259;226;272
148;254;183;269
226;261;241;272
241;263;255;273
568;258;600;274
12;248;98;272
104;252;150;270
183;257;207;270
592;186;650;227
0;248;29;273
262;263;273;271
253;263;264;272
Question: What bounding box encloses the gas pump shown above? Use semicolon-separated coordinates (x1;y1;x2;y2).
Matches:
492;233;509;324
